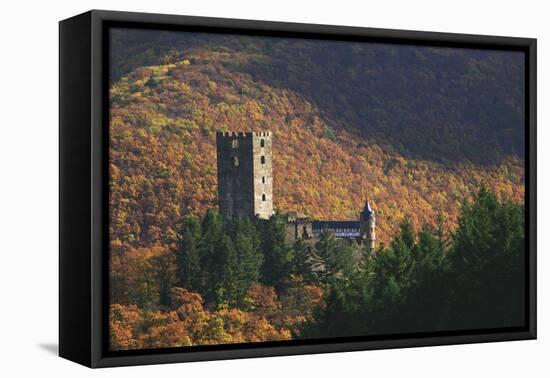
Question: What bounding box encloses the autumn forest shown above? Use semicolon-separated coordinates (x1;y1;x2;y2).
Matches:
108;28;526;351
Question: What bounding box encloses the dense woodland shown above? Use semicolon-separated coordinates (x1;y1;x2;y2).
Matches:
108;31;526;350
110;29;525;165
110;189;525;349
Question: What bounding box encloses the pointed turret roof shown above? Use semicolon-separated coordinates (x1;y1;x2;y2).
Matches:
361;198;374;220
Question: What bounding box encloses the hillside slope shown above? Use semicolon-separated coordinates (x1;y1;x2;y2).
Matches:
110;29;525;165
109;46;524;248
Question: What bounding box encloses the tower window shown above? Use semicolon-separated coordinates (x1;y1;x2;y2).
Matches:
261;156;265;164
262;177;265;183
232;139;238;149
262;194;266;201
233;156;239;166
260;139;265;147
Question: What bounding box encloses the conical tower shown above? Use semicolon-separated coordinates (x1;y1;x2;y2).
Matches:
359;198;376;251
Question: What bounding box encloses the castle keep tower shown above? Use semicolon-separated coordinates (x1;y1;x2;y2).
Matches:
359;199;376;251
216;131;274;220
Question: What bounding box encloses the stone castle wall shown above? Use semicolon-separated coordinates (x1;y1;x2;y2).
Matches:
216;130;374;252
252;132;274;219
216;131;274;220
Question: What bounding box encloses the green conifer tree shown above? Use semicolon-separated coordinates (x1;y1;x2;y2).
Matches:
174;215;202;292
291;238;315;284
311;231;352;290
260;214;293;292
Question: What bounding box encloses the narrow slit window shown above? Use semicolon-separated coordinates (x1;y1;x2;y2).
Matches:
232;139;239;149
262;194;266;201
233;156;239;166
262;177;265;183
261;156;265;164
260;139;265;147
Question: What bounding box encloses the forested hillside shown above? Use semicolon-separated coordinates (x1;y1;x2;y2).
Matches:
108;29;526;351
109;31;524;248
110;29;525;164
110;190;525;349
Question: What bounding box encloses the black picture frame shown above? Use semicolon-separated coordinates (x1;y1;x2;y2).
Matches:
59;9;537;368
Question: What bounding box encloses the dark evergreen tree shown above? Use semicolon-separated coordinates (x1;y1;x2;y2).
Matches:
260;214;294;292
372;218;416;304
398;225;448;332
198;209;224;305
174;215;202;292
443;188;525;329
231;218;264;306
291;238;315;284
213;234;239;307
301;240;373;339
311;231;353;290
153;251;177;308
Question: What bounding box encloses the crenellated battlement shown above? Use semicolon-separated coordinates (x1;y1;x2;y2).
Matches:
217;131;249;138
216;131;272;138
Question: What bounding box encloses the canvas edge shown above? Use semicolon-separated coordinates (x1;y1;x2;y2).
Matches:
59;11;93;367
57;9;539;368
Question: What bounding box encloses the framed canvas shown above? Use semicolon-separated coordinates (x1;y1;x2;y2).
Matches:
59;10;537;368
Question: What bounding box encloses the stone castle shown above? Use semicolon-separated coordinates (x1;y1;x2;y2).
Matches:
216;131;376;250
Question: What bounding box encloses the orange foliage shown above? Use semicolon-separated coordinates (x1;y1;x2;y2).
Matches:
109;284;322;350
109;48;524;248
107;44;524;350
109;304;144;351
243;283;279;317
